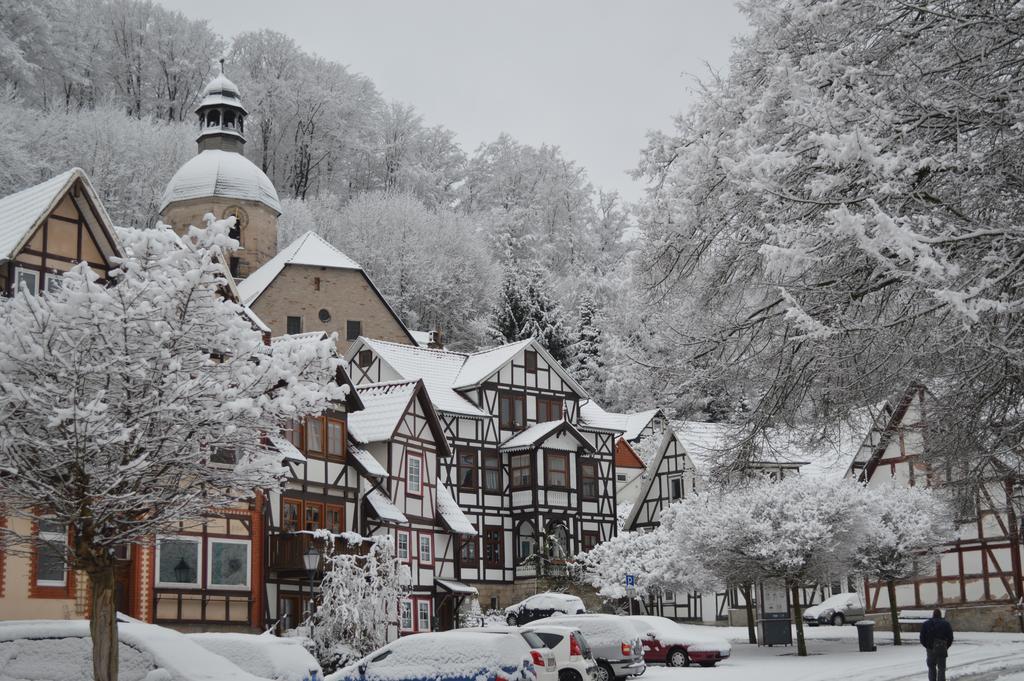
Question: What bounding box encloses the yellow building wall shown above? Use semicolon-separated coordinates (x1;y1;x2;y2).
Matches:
251;265;413;354
0;516;86;621
160;197;279;278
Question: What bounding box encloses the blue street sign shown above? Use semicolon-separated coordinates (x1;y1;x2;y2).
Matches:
625;574;636;587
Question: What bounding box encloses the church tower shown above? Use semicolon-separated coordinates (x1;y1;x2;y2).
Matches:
159;61;281;278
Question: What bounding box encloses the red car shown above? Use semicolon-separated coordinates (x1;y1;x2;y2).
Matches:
626;615;732;668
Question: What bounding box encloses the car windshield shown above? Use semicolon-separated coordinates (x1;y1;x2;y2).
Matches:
534;632;564;649
521;631;546;649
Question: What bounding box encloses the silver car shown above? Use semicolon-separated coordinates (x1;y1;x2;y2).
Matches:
535;614;645;681
802;592;866;626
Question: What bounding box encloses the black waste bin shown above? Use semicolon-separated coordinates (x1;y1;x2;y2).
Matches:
856;619;876;652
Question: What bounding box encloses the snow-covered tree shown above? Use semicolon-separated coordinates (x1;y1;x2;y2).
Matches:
633;0;1024;477
570;295;603;397
853;485;955;645
490;253;574;363
306;532;406;671
0;220;344;681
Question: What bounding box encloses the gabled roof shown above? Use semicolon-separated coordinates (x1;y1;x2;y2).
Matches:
347;336;589;417
348;379;452;456
454;338;589;398
623;429;687;531
0;168;121;264
237;231;360;305
350;338;488;418
348;442;388;479
500;418;595;453
579;401;662;441
615;438;646;470
348;380;419;444
238;231;417;345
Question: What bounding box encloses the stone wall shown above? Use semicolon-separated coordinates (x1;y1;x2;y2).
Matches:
251;264;412;353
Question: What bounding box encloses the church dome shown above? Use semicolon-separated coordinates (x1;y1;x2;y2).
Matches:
158;149;281;215
202;71;240;98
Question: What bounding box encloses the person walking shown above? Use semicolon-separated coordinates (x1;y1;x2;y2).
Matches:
920;608;954;681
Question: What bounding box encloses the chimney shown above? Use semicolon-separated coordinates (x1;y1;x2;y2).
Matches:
428;328;445;350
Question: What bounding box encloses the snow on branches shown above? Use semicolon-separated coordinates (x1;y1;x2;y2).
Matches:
305;532;406;670
0;219;344;555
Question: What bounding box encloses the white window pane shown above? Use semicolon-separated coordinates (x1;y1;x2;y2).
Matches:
158;539;199;585
210;541;249;587
15;268;38;295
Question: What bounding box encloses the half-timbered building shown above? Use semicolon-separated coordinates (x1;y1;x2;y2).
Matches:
347;379;478;633
344;336;621;607
613;438;648;505
846;384;1024;630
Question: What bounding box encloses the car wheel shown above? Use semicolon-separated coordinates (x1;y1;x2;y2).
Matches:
559;670;583;681
594;662;615;681
831;613;845;626
667;647;690;667
506;613;519;626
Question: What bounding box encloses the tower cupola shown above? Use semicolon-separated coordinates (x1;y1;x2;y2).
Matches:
195;59;248;154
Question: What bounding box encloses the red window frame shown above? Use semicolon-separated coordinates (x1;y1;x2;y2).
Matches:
303;501;323;532
499;392;526;431
459;536;478;568
406;452;424;497
483;526;503;569
305;416;324;455
581;530;600;552
536;396;564;422
417;531;434;567
325;504;344;534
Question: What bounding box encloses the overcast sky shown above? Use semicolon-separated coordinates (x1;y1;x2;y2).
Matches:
156;0;749;201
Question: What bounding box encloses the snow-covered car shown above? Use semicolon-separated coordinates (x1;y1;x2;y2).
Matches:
0;619;271;681
327;630;543;681
625;615;731;668
188;632;322;681
455;627;558;681
505;592;587;626
802;592;865;626
521;623;599;681
534;615;644;681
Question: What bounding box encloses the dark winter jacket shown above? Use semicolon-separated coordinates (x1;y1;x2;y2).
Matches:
920;617;954;651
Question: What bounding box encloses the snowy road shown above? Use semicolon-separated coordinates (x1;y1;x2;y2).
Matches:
640;626;1024;681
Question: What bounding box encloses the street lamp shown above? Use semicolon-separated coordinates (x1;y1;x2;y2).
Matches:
173;557;191;584
303;545;320;635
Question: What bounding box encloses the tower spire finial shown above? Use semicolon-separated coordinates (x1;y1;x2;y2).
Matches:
219;57;225;75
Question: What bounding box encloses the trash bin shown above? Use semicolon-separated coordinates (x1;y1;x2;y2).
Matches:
856;619;876;652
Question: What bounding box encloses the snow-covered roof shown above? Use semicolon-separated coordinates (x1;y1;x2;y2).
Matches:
270;331;329;346
348;443;388;478
435;578;478;595
500;418;594;453
435;483;477;535
349;336;588;417
453;338;534;389
236;231;359;307
347;381;417;443
0;168;120;263
366;489;408;524
615;438;646;470
195;92;248;113
410;329;432;347
202;71;240;98
579;401;662;440
268;434;306;463
353;338;488;417
159;149;281;215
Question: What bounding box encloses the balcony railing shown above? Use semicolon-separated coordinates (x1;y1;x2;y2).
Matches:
268;532;368;572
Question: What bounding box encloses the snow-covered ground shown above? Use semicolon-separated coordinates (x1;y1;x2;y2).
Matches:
644;626;1024;681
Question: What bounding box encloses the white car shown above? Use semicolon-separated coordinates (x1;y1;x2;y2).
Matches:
458;626;558;681
521;623;599;681
0;619;271;681
188;631;322;680
505;592;587;626
802;592;866;626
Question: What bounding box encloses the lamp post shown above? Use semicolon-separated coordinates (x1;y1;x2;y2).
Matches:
173;557;191;584
303;544;320;637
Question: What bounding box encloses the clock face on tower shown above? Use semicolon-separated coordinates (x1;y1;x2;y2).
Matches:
222;205;248;240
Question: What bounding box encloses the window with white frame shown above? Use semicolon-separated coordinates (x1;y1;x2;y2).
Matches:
397;532;410;561
45;273;63;294
14;267;39;296
208;538;250;589
418;534;433;564
399;599;413;631
35;519;67;587
156;537;201;587
669;476;684;501
407;455;422;495
417;599;431;631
